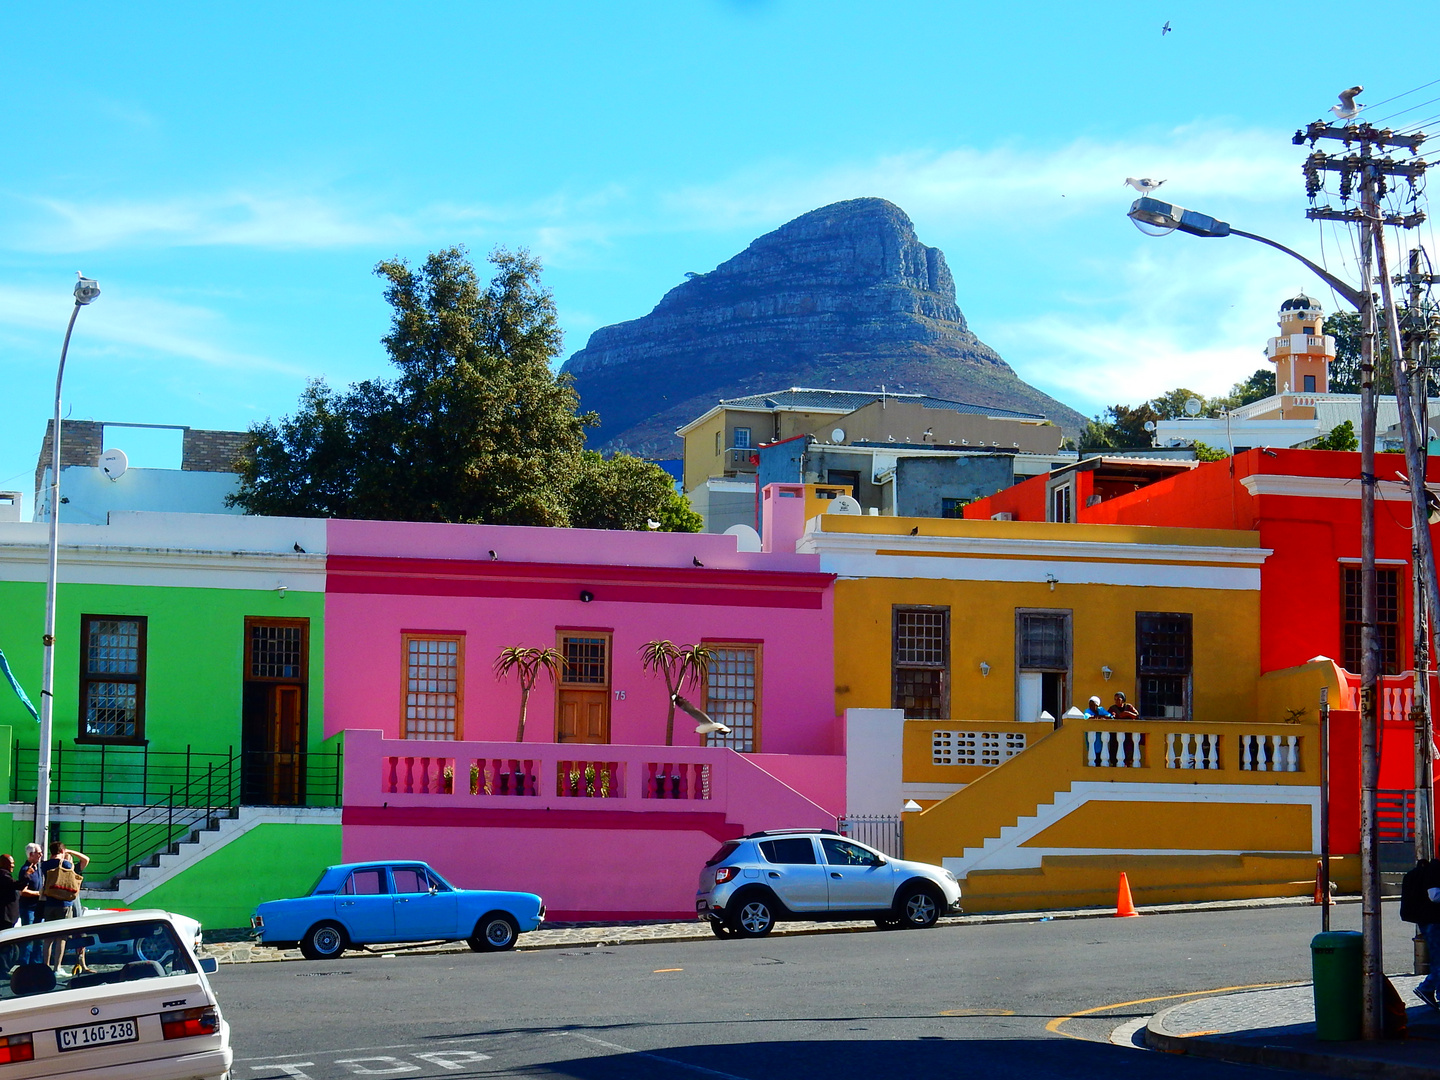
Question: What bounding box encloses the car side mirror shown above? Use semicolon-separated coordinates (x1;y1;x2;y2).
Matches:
199;957;218;974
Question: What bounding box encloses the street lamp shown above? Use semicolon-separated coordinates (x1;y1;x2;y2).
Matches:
36;274;101;851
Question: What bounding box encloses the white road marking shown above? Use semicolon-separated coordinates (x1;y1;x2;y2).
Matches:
333;1057;422;1075
413;1050;493;1070
251;1065;316;1079
241;1045;418;1062
566;1032;753;1080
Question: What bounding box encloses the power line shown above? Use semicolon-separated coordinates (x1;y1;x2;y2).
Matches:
1366;76;1440;113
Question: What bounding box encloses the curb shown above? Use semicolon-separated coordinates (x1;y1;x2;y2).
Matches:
212;893;1350;964
1144;995;1440;1080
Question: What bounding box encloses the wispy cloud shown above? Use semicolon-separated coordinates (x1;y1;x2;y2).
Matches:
0;285;303;375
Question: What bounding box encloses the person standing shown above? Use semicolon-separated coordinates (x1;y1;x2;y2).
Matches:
40;841;87;970
0;855;19;930
1110;692;1140;719
16;844;43;963
1404;859;1440;1011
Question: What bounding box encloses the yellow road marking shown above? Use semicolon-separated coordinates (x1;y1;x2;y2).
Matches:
653;968;683;973
1045;981;1301;1040
1178;1030;1221;1037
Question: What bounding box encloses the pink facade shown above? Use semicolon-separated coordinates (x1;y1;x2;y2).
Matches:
341;731;844;919
324;518;838;754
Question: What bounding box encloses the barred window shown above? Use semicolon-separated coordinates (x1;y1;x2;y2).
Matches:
80;615;146;742
561;636;608;685
249;623;304;680
1342;566;1399;676
1018;612;1069;669
1136;613;1192;720
403;635;463;740
893;607;949;719
704;644;760;752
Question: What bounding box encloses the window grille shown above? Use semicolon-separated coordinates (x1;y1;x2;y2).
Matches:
404;636;461;740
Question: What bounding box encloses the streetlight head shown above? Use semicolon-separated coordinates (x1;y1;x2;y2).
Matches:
73;276;101;305
1127;197;1232;239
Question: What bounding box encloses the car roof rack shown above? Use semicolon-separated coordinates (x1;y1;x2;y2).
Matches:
742;828;844;839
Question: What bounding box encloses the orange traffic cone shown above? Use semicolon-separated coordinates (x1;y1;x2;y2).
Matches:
1116;872;1140;917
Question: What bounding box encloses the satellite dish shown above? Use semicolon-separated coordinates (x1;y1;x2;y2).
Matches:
827;495;862;515
1143;421;1156;433
723;523;762;552
99;448;128;481
1184;397;1203;417
831;428;846;443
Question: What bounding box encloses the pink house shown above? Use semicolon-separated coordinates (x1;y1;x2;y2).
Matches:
325;518;844;919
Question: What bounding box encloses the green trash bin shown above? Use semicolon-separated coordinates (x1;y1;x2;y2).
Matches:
1311;930;1363;1041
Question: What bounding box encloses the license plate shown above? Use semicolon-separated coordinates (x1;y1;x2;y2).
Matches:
57;1019;138;1052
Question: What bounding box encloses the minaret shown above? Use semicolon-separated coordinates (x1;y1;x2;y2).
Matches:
1264;294;1335;394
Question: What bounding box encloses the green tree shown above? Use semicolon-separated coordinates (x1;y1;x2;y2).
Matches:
230;247;690;531
493;646;563;742
1312;420;1358;451
568;453;702;532
640;640;713;746
1192;441;1229;462
1214;369;1274;410
1323;311;1394;395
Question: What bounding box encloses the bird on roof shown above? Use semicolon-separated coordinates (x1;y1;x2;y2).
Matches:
646;519;661;530
488;550;498;560
293;542;305;553
1125;177;1166;194
909;526;919;536
1161;20;1171;34
693;556;704;567
1331;86;1364;121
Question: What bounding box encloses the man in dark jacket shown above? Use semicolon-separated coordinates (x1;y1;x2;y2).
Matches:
1410;860;1440;1011
0;855;19;929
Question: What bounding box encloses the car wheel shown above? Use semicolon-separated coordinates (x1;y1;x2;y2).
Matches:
895;885;942;929
709;918;735;939
873;915;904;931
299;921;348;960
728;895;776;937
469;913;520;952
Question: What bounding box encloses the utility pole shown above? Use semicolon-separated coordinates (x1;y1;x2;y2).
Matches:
1299;118;1429;1040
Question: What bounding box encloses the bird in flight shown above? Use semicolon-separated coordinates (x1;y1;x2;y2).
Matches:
1331;85;1364;121
1161;21;1171;34
1125;177;1166;194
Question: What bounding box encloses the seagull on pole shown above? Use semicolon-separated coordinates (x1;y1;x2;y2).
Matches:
1125;177;1166;194
1331;86;1365;121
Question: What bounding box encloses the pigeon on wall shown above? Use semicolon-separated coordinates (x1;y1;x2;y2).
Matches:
1331;85;1365;121
1125;177;1166;194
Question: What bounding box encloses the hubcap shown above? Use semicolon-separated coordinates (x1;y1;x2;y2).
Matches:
905;894;936;923
739;902;771;933
486;921;513;946
315;928;340;952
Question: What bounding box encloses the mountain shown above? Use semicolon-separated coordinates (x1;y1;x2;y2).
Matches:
561;197;1086;456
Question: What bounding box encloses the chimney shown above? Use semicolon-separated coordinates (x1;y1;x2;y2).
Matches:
760;483;808;553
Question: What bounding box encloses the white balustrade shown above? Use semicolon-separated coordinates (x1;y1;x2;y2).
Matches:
1240;733;1301;772
1165;732;1221;770
1084;730;1145;768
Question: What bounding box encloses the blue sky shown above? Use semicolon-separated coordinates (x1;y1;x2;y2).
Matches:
4;2;1438;516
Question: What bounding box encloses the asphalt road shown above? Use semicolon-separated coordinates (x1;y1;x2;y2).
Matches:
221;901;1413;1080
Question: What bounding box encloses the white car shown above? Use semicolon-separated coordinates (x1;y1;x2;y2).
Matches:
0;908;230;1080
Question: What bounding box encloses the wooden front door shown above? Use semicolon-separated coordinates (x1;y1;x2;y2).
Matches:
242;618;309;805
556;633;610;744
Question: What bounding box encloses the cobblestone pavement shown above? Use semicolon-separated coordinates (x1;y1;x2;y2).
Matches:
1146;975;1440;1078
206;894;1326;965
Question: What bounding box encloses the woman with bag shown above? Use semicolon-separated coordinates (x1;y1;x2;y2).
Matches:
40;841;88;970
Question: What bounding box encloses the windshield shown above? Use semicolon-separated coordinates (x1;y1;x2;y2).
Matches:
0;920;196;1001
705;842;741;868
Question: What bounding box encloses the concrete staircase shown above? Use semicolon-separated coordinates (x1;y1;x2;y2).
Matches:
82;807;245;907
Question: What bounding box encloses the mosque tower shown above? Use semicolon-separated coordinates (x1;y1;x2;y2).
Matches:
1264;293;1336;395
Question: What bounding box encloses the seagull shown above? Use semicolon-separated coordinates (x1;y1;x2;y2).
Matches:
1124;177;1166;194
293;542;305;553
674;693;731;737
1161;20;1171;34
646;519;661;530
692;556;704;567
1331;85;1364;121
488;550;498;560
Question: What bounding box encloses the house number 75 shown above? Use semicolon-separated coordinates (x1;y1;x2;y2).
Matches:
613;690;626;700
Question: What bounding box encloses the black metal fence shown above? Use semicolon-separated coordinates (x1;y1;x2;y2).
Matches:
11;743;343;887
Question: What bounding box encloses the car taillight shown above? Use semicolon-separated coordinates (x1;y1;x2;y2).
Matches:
0;1034;33;1064
714;867;739;883
161;1007;219;1040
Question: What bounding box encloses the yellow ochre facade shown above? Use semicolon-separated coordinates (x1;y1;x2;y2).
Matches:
800;506;1338;911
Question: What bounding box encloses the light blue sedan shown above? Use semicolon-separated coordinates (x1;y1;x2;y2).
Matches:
251;862;545;959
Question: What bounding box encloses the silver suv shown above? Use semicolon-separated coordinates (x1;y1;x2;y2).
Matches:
695;829;962;938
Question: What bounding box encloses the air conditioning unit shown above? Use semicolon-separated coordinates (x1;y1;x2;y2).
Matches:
991;512;1013;521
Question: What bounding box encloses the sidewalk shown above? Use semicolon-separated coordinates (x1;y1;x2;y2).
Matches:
203;893;1338;964
1146;976;1440;1080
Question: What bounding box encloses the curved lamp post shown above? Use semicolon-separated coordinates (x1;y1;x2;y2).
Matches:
36;274;101;850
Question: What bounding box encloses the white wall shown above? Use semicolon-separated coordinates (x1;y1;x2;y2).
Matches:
845;707;905;816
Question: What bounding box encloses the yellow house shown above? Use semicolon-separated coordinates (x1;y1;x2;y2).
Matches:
798;508;1337;911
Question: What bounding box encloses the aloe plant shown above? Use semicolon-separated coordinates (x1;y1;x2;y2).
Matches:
494;646;563;742
640;640;713;745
